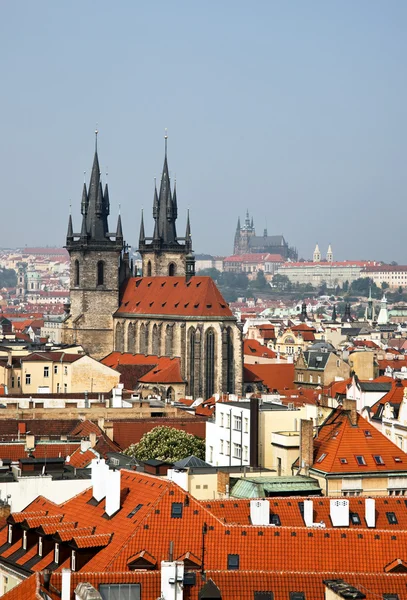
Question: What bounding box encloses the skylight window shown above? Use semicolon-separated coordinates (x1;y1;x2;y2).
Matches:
394;457;403;463
350;512;361;525
386;512;398;525
127;504;143;518
339;458;348;464
373;455;385;465
227;554;239;570
316;453;327;463
171;502;183;519
270;514;281;526
355;455;366;466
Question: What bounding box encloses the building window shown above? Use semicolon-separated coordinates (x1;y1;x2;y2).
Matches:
54;543;59;564
7;525;12;544
220;440;224;454
171;502;183;519
147;261;152;276
71;549;76;571
11;377;14;388
165;324;173;357
386;512;398;524
373;455;385;465
64;366;68;376
234;416;242;431
97;261;104;286
209;446;213;462
244;446;248;461
355;455;366;466
188;327;196;396
57;383;60;393
17;376;20;387
226;327;234;394
168;263;176;276
220;413;224;427
205;329;215;399
227;554;239;570
74;260;80;286
54;365;58;374
317;376;321;384
38;536;43;557
350;512;361;525
44;366;49;378
225;441;230;456
64;384;67;393
244;417;249;433
25;374;31;385
309;375;313;383
226;413;231;429
233;443;242;459
152;324;159;356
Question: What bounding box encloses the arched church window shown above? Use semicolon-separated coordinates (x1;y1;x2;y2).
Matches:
226;327;234;394
127;322;136;354
152;324;159;356
147;261;152;277
205;328;215;399
165;324;173;356
139;323;146;354
115;322;124;353
97;261;104;286
168;263;176;276
166;387;174;401
188;327;196;396
143;323;149;355
74;260;80;286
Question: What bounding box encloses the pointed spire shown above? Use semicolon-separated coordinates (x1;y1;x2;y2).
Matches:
139;209;145;245
185;209;192;250
153;179;159;219
172;180;178;219
116;212;123;241
332;304;337;322
236;216;241;231
103;183;110;216
67;213;73;240
81;183;88;216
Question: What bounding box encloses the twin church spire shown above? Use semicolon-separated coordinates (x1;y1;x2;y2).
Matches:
66;132;193;276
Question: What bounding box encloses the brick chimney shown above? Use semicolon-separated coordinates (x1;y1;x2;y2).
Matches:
299;419;314;475
342;398;357;427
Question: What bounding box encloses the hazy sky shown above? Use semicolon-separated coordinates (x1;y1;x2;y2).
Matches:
1;1;406;261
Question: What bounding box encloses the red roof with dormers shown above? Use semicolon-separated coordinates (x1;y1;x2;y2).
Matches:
312;409;407;474
101;352;184;386
4;474;407;599
243;339;277;358
138;358;183;384
117;276;232;318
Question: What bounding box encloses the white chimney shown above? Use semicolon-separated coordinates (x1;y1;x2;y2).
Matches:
105;468;121;517
250;499;269;526
160;560;184;600
303;499;313;527
330;499;349;527
365;498;375;528
80;439;91;453
61;568;71;600
91;459;108;502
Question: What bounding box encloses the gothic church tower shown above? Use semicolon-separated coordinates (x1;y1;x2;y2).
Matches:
63;133;129;359
138;136;194;278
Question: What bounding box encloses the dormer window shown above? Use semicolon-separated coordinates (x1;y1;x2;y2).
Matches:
7;525;12;544
54;542;59;564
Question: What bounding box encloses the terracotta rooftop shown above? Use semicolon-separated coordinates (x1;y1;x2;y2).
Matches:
243;339;277;358
244;362;295;391
117;276;233;318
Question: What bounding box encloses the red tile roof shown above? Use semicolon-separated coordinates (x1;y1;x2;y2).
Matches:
22;352;81;363
379;359;407;370
67;447;97;468
244;362;295;391
243;339;276;358
312;409;407;474
0;442;80;461
138;358;183;384
117;276;232;318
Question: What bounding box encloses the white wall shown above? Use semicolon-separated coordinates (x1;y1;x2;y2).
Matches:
206;402;251;467
0;476;91;512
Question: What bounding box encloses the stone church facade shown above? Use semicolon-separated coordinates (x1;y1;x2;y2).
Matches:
233;210;297;260
63;136;242;398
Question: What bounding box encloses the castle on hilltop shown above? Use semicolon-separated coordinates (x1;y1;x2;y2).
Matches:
233;210;297;259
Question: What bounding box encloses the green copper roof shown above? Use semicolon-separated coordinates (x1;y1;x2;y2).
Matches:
230;476;321;498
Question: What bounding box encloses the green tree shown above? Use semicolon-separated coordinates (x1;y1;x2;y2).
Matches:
251;269;268;290
124;426;205;462
381;281;389;290
197;268;221;281
342;280;349;293
0;269;17;288
272;273;292;291
398;286;403;294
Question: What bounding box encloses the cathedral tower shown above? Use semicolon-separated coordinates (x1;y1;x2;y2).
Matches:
139;136;193;277
63;133;128;358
